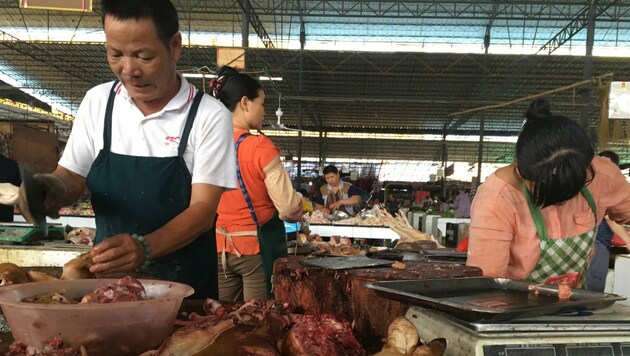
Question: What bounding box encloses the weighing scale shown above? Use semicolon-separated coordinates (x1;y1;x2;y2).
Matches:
0;223;65;244
406;304;630;356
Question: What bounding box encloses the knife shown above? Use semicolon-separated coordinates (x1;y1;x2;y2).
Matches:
366;250;404;261
19;167;48;236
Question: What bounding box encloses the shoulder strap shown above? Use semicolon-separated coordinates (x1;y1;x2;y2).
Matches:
581;187;598;225
102;81;119;152
234;132;260;227
178;89;204;157
522;181;548;241
522;182;598;241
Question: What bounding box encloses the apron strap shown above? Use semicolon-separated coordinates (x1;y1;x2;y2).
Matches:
234;132;260;227
102;80;119;152
522;181;598;241
580;187;598;225
177;89;204;157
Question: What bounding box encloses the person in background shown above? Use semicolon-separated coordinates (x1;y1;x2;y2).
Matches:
315;165;363;215
438;196;450;213
453;186;471;218
212;66;302;301
0;154;20;222
586;150;621;291
387;194;400;215
467;99;630;287
3;0;237;298
469;185;477;202
299;188;314;214
422;195;433;209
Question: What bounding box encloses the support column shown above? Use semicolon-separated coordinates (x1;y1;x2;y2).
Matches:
441;124;448;198
296;21;305;188
477;34;490;188
580;1;596;134
241;0;250;48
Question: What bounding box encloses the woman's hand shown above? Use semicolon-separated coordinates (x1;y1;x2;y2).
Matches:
604;215;630;250
0;183;19;205
89;233;146;275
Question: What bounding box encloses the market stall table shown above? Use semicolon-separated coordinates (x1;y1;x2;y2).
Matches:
308;224;400;240
0;241;87;267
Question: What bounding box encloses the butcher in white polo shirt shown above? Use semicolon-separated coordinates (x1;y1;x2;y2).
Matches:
12;0;237;298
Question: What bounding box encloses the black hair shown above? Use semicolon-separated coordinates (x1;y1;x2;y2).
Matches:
322;165;339;175
598;150;620;166
516;98;595;207
212;66;262;112
101;0;178;47
299;188;309;196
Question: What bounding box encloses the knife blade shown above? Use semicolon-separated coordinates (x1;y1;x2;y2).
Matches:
19;167;48;236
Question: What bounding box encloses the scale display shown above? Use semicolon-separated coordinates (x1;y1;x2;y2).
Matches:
484;343;630;356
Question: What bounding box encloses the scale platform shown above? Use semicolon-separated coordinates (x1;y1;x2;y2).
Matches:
406;304;630;356
0;223;65;244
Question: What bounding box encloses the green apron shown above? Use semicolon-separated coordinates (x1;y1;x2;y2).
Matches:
86;81;217;299
523;182;598;287
233;132;288;298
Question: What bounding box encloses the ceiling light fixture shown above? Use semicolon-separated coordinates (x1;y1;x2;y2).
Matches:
259;76;283;81
181;73;217;79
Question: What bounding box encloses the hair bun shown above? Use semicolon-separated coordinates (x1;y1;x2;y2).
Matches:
525;98;552;121
216;65;239;80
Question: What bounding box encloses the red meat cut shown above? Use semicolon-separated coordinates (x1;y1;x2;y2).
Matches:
280;314;366;356
81;276;147;303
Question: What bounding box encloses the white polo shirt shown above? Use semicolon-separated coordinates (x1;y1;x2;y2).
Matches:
59;75;237;189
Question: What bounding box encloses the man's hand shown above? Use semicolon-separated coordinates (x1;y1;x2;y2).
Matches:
0;183;19;205
34;173;67;218
329;200;344;210
90;234;147;275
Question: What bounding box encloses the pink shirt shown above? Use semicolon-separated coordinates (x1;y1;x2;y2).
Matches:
467;156;630;279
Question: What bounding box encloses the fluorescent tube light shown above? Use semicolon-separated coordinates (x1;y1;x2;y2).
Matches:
259;76;283;81
182;73;217;79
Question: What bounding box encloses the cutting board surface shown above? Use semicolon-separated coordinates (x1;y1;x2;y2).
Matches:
300;256;394;270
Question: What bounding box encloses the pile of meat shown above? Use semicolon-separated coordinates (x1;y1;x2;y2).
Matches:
374;317;446;356
1;337;84;356
311;236;367;256
141;299;366;356
21;276;148;305
305;210;332;224
0;252;94;288
65;227;95;246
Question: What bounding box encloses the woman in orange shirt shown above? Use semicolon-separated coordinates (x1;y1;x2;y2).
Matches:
467;99;630;287
211;66;302;301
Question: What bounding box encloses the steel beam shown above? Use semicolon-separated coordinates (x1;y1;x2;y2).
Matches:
137;1;630;22
537;0;620;54
0;30;104;85
446;0;616;134
236;0;275;48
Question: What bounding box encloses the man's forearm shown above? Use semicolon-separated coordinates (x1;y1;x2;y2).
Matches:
53;166;86;206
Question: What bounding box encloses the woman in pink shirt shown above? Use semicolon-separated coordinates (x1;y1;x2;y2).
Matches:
467;99;630;287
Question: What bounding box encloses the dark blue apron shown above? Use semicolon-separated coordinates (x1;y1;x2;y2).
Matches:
234;132;287;298
86;81;217;299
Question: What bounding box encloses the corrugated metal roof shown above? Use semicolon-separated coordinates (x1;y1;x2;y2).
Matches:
0;0;629;163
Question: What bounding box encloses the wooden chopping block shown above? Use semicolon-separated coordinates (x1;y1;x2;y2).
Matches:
272;256;482;346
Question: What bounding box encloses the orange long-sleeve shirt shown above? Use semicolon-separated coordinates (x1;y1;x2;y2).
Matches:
216;129;300;255
467;156;630;279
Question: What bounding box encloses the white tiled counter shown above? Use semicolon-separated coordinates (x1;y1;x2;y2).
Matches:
0;241;88;267
308;224;399;240
14;214;96;228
